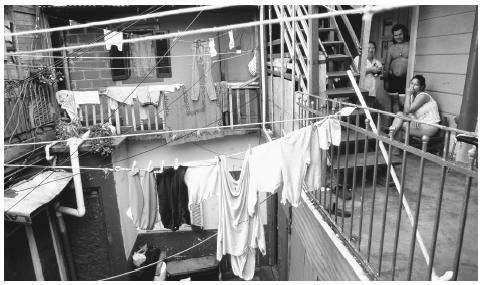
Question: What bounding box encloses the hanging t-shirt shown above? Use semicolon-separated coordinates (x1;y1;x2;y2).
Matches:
183;159;220;210
304;118;342;192
216;154;266;280
280;126;313;207
128;169;158;230
248;138;283;216
155;166;191;231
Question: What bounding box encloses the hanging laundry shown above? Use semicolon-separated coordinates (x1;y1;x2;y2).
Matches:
72;90;100;105
216;154;266;280
209;37;217;57
55;90;80;122
192;40;217;101
155;166;191;231
248;49;257;77
103;29;123;52
248;138;283;216
214;81;229;113
280;126;313;207
228;30;235;50
130;33;157;78
163;85;223;145
183;158;220;209
106;86;137;108
128;169;158;230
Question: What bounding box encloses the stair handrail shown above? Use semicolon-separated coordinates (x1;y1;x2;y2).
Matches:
283;6;309;77
335;5;361;56
272;5;308;92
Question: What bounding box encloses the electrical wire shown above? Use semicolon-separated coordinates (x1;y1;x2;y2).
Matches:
5;5;407;56
5;5;232;37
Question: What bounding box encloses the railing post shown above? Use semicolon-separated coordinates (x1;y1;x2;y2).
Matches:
359;7;373;89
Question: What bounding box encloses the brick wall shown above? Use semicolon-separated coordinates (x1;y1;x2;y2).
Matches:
64;28;115;91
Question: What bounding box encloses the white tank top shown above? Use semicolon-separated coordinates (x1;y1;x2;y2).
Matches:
412;92;440;124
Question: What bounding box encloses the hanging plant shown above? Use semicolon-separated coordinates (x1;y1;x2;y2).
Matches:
31;65;64;85
89;123;114;157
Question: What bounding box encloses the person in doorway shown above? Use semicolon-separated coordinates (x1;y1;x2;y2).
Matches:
389;75;440;153
384;24;410;113
354;41;383;97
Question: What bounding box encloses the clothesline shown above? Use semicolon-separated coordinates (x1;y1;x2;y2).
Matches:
4;115;333;148
5;5;232;37
5;5;405;56
3;51;252;70
3;148;251;172
11;50;252;60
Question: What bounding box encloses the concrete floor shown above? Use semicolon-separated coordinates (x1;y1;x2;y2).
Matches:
325;153;478;281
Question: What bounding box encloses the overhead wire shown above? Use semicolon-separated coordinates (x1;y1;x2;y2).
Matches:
4;5;407;57
5;5;232;37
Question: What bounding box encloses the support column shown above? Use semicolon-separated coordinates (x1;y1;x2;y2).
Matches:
25;224;44;281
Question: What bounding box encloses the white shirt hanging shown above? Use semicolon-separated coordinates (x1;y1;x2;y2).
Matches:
209;38;217;57
228;30;235;50
103;29;123;52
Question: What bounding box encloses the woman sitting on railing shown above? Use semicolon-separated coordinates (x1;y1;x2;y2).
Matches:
389;75;440;144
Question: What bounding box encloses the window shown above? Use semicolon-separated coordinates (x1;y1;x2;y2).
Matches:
109;28;171;81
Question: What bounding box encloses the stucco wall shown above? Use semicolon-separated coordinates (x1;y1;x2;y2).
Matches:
414;5;476;123
111;133;268;258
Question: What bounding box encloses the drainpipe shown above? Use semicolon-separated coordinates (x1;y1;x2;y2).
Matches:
55;203;77;281
57;130;90;217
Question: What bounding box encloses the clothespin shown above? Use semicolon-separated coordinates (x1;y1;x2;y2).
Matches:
114;166;121;172
131;160;137;172
147;160;153;172
174;158;179;170
282;129;287;137
160;160;165;173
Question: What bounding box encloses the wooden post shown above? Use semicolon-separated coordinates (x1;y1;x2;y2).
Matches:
406;6;419;91
359;8;373;89
25;224;44;280
47;209;68;280
307;5;319;117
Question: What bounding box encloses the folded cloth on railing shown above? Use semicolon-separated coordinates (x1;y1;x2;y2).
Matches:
72;91;100;105
106;86;137;107
137;86;161;107
56;90;80;122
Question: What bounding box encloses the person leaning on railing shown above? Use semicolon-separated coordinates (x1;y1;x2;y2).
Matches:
388;75;440;154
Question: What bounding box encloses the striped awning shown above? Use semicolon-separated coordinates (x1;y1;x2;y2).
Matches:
4;170;73;224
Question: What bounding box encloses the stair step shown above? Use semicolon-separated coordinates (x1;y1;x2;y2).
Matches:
318;27;337;33
326;71;359;79
326;54;351;62
332;151;402;170
326;87;368;98
268;39;282;46
322;40;344;47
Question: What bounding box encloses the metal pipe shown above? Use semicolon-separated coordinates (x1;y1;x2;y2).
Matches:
57;130;90;217
260;5;267;134
366;118;380;262
378;131;395;275
357;118;370;252
55;204;77;280
406;136;429;280
391;121;410;280
427;131;451;280
349;113;360;240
